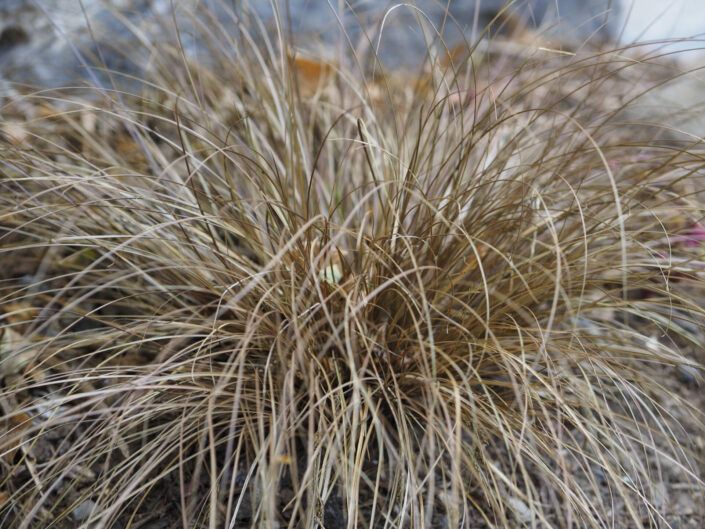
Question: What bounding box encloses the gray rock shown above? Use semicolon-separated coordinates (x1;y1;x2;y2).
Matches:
0;0;151;87
626;56;705;140
507;496;533;523
71;499;97;521
0;1;620;89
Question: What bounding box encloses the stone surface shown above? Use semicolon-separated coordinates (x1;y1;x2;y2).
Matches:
71;499;97;521
0;1;620;88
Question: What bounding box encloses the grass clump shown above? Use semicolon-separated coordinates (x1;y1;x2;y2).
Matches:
1;2;704;528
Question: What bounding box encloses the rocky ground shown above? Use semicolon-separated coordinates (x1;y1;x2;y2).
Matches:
0;0;618;88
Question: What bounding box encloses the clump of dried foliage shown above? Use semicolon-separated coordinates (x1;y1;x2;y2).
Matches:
1;2;704;528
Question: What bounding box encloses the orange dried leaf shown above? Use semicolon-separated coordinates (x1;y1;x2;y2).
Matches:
289;53;334;95
1;412;32;463
276;454;293;464
2;303;39;327
9;412;31;429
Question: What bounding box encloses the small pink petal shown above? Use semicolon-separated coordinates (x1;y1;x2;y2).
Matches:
683;223;705;247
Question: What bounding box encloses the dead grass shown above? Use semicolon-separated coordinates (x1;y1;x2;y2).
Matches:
1;2;704;528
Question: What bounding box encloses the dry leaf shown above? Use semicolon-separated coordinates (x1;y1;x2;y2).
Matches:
290;53;334;96
1;412;32;463
275;454;293;464
2;303;39;328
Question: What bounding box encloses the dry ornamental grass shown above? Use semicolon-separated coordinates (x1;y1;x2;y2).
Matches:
0;2;704;528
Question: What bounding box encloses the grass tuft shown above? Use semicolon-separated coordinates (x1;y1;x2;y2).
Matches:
1;2;704;528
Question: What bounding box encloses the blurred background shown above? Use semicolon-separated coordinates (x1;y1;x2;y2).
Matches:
620;0;705;54
0;0;703;86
